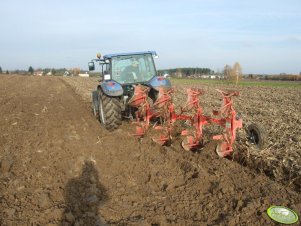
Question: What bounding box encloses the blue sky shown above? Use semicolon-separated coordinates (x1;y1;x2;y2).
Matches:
1;0;300;74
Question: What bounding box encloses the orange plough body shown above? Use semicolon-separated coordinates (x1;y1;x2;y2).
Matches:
129;85;242;157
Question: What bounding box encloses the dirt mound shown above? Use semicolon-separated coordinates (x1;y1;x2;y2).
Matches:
0;75;300;225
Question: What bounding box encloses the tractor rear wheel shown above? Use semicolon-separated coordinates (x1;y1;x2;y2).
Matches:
247;123;266;150
98;91;122;131
92;91;99;119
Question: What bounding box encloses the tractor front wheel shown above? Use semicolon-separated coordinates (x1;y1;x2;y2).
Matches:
98;91;122;131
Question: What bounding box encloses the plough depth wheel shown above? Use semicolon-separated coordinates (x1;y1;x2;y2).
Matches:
247;123;266;150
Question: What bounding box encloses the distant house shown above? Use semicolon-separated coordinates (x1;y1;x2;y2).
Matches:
163;73;169;78
200;75;210;79
63;71;70;76
34;71;43;76
78;72;89;77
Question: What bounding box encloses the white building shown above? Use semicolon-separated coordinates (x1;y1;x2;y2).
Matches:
78;72;89;77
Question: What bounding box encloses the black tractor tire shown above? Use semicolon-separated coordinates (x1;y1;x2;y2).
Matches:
98;91;122;131
92;91;99;119
247;123;266;150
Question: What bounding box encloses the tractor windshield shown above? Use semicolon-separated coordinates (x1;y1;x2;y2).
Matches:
111;53;156;84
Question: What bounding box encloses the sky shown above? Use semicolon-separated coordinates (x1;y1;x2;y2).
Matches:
1;0;301;74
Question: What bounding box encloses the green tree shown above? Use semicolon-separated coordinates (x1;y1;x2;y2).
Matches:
51;68;56;75
0;66;2;74
28;66;34;75
176;68;182;78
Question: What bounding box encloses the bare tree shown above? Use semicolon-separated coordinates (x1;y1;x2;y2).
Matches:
223;64;232;80
231;62;242;84
176;68;182;78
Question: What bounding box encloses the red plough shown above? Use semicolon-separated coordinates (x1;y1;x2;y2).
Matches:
129;85;242;157
211;90;243;157
127;85;152;137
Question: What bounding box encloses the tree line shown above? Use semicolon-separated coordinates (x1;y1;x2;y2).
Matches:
260;74;301;81
2;65;300;81
158;67;214;77
2;66;74;76
0;66;10;74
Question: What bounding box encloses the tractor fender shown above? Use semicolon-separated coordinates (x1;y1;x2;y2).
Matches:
99;81;123;96
148;76;171;91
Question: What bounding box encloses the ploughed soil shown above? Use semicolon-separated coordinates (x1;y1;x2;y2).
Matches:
0;75;300;226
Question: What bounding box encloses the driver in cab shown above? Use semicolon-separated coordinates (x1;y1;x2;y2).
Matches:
122;59;140;82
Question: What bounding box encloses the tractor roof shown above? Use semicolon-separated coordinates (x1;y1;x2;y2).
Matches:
103;51;157;59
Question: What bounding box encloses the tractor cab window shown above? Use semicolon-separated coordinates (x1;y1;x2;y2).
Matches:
105;63;110;72
111;54;156;84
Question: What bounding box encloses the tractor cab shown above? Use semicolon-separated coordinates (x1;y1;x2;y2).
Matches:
89;51;162;82
89;51;171;97
89;51;171;131
107;52;157;84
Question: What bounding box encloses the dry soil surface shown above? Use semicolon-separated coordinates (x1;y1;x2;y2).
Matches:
0;75;300;226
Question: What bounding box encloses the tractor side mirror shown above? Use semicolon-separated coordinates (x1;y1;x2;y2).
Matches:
88;62;95;71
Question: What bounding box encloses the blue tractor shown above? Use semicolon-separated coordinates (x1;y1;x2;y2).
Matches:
88;51;171;131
